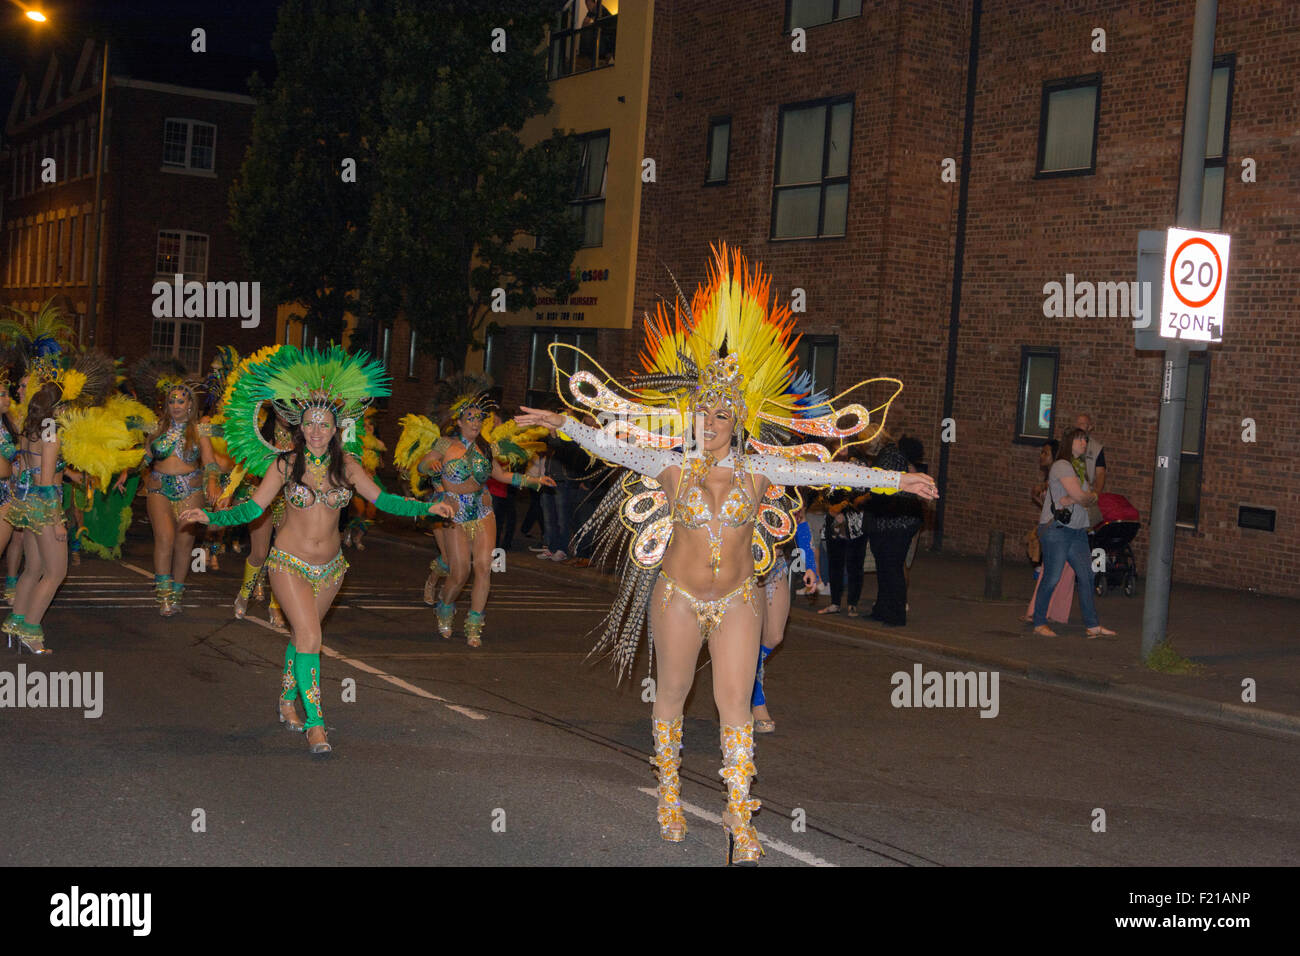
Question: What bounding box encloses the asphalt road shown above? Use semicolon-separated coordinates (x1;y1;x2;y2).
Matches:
3;528;1297;867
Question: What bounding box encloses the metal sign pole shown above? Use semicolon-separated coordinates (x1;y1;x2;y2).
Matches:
1141;0;1218;659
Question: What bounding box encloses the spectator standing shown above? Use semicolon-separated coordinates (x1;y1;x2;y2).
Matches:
867;434;923;626
1075;413;1107;526
538;409;588;561
1022;438;1074;624
1032;428;1115;639
817;450;870;616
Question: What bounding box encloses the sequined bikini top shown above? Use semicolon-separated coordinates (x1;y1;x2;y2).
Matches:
0;428;16;464
442;440;491;485
151;421;200;463
672;453;755;530
284;481;353;511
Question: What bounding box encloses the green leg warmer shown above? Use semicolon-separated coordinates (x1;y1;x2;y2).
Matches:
294;652;325;730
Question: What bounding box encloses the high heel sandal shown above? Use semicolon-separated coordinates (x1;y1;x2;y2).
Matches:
465;610;484;648
15;621;51;655
424;557;449;606
720;722;763;866
234;560;260;619
3;612;25;650
652;716;687;842
268;599;286;630
435;600;455;639
278;700;305;733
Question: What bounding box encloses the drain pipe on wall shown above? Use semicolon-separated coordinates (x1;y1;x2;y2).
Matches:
933;0;982;551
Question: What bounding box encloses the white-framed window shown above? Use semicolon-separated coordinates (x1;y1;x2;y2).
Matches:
407;328;419;379
570;130;609;248
152;316;204;372
155;230;209;281
162;119;216;172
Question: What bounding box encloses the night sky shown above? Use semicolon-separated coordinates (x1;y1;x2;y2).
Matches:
1;0;281;112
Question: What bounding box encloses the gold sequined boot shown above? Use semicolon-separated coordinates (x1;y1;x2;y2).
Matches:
652;715;687;842
720;721;763;865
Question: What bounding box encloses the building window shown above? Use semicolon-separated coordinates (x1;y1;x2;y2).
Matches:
705;117;731;185
571;130;608;248
380;323;392;369
1177;352;1210;529
792;334;838;398
548;0;616;80
155;230;209;281
162;118;217;172
152;317;204;372
484;330;505;385
67;216;79;285
786;0;862;31
1036;74;1101;177
771;96;853;240
407;328;419;380
1015;346;1059;444
528;329;596;407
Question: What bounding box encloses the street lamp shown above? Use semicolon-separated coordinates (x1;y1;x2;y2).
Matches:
25;10;46;23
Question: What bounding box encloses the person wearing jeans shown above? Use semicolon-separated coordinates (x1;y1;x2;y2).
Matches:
868;438;924;625
818;485;868;616
1033;427;1115;639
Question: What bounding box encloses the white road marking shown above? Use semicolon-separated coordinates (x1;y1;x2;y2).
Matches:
636;787;835;867
119;559;490;720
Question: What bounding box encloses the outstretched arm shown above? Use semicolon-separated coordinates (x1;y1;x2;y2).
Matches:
749;454;939;499
347;455;454;518
516;407;676;480
180;457;288;525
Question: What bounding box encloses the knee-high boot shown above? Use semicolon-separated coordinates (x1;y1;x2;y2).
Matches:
720;722;763;865
154;574;173;615
652;715;687;842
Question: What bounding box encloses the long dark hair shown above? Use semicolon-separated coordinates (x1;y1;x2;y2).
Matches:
1056;427;1087;464
282;419;348;489
22;382;62;441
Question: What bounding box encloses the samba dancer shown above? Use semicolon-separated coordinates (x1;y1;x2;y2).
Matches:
517;244;937;864
182;346;454;755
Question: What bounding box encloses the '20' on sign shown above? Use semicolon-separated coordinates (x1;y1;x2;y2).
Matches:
1160;226;1230;343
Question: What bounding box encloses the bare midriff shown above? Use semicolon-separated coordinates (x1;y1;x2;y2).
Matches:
659;463;764;600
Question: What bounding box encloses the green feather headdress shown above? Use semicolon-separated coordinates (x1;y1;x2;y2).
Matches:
223;345;390;476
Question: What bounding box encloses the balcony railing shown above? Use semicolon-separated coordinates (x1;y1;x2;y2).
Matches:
548;15;616;80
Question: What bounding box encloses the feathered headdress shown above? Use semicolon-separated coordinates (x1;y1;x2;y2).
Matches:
221;345;389;476
436;373;495;421
0;299;74;379
129;355;205;412
550;243;900;460
204;346;241;414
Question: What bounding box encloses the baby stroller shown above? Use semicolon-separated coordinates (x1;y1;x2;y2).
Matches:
1089;493;1140;596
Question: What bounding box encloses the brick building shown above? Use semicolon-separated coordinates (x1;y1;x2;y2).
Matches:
1;39;274;374
484;0;1297;596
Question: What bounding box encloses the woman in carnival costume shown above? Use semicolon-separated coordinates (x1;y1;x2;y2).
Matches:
181;345;454;755
4;348;126;653
0;354;26;600
343;407;386;550
208;346;292;627
517;244;937;864
393;405;451;601
416;381;554;647
117;358;221;616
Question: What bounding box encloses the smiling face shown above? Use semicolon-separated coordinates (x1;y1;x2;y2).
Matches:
301;407;336;453
694;403;736;458
167;388;192;422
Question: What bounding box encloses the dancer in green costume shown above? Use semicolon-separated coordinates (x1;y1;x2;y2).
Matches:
181;346;453;756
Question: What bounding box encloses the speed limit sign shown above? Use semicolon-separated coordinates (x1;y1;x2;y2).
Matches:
1161;227;1229;342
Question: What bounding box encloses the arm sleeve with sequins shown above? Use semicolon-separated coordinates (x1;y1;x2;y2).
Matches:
748;454;903;492
555;417;677;479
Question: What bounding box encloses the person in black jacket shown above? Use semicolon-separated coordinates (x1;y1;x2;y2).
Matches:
867;434;924;626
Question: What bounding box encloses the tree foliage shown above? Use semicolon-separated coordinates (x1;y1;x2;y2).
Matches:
230;0;582;363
